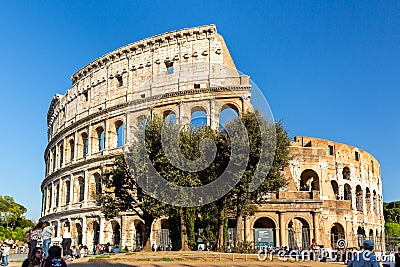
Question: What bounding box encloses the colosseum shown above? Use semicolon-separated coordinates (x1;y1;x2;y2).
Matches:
41;24;384;253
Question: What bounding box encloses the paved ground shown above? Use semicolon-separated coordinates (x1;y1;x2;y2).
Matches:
7;252;348;267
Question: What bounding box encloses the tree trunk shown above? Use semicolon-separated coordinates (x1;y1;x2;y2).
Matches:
141;213;154;252
235;212;243;246
179;209;189;251
217;198;226;251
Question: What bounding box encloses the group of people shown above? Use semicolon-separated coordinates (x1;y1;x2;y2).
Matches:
0;242;11;266
22;221;72;267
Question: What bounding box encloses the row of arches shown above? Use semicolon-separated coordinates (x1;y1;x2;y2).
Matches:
161;103;239;129
45;120;124;176
297;169;382;215
42;172;103;213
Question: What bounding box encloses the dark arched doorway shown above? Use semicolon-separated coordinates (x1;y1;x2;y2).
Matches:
253;217;276;249
288;218;310;250
331;223;345;249
300;169;320;191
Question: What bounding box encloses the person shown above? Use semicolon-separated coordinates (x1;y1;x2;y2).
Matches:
28;222;44;259
113;246;120;254
43;246;67;267
61;221;72;257
1;242;10;266
41;222;52;259
395;246;400;267
383;251;392;267
347;240;380;267
29;247;44;267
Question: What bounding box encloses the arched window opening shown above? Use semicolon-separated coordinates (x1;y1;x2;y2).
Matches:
219;104;239;130
94;173;102;195
356;185;363;212
55;184;60;207
300;169;320;191
69;139;74;162
342;167;351;180
373;191;377;213
112;221;121;246
116;122;124;147
156;219;171;249
65;180;71;205
357;227;366;247
331;223;345;249
81;133;88;158
96;127;105;151
190;108;207;129
253;217;276;249
288;218;310;250
135;221;145;251
76;223;83;245
93;222;100;245
59;144;64;168
78;177;85;202
366;188;371;213
49;186;53;208
52;148;56;171
163;110;176;124
331;180;339;199
344;184;352;205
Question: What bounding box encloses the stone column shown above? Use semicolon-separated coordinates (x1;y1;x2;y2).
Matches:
82;216;87;246
83;171;89;208
312;212;320;243
99;217;105;245
279;211;286;247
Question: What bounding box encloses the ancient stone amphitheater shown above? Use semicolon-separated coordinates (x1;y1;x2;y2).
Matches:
41;25;384;252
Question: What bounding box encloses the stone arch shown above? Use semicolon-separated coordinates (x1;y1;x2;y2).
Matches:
134;219;145;251
111;220;121;246
300;169;319;191
287;217;310;250
75;176;85;203
78;132;89;158
93;221;100;246
342;167;351;180
373;190;377;213
190;106;208;127
155;218;170;249
113;119;124;148
331;180;339;199
330;223;345;249
163;110;177;124
369;229;374;240
365;187;371;213
219;103;239;127
356;185;363;212
75;223;83;245
94;126;105;152
357;226;366;247
93;172;102;198
253;217;276;248
344;183;352;204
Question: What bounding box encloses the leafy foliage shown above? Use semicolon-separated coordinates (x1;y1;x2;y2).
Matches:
97;111;290;251
0;195;34;241
384;201;400;236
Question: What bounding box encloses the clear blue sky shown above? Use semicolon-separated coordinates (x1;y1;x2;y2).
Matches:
0;1;399;221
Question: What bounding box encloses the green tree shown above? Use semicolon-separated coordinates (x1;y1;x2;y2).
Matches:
0;196;27;229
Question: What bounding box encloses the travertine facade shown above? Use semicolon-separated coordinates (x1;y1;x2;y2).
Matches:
41;25;384;251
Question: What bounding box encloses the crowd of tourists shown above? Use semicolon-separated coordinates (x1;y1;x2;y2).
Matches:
19;221;72;267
